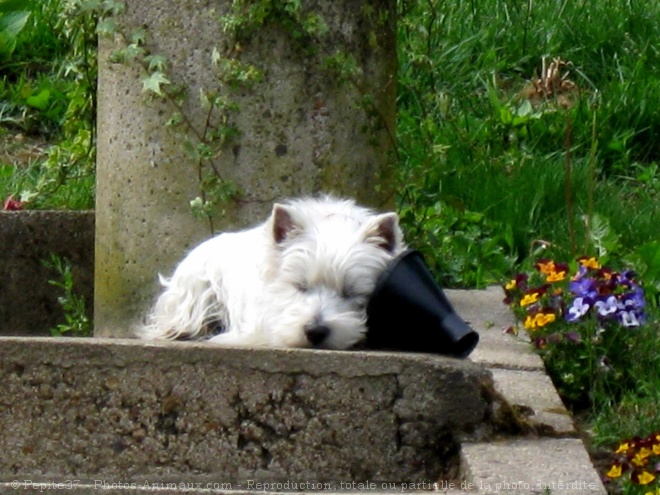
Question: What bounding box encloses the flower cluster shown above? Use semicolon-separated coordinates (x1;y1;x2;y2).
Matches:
503;256;647;347
605;432;660;489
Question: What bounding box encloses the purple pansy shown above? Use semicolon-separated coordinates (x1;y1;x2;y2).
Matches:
595;295;619;318
566;296;591;322
569;277;596;299
619;310;643;327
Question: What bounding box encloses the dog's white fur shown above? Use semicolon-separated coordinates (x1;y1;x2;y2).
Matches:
139;196;405;349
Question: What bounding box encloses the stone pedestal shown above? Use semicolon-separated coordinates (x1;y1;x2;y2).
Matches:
95;0;397;336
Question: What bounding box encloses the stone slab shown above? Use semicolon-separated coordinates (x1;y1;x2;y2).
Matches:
490;369;575;436
447;287;544;371
0;337;498;485
461;438;606;494
0;210;94;336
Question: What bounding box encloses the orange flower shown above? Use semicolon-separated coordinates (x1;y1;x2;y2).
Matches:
536;260;556;275
546;270;566;282
536;312;556;327
578;256;601;269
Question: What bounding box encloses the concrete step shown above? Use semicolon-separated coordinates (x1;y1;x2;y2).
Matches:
0;483;463;494
0;337;497;488
461;438;606;494
0;288;607;494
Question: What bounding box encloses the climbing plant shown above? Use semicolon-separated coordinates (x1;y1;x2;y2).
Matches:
97;0;394;232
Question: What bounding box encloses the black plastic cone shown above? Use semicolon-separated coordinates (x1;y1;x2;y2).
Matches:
366;250;479;358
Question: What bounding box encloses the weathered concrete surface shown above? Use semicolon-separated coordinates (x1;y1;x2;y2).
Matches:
95;0;397;337
461;439;607;494
0;337;498;485
447;286;545;371
0;211;94;336
0;485;461;495
489;368;575;437
450;289;575;436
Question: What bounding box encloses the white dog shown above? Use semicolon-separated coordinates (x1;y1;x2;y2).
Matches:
139;197;406;349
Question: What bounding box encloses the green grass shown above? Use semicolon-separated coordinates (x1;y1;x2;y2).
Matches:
396;1;660;491
397;0;660;271
0;0;96;210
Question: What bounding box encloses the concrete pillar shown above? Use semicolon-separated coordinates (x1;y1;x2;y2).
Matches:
95;0;397;336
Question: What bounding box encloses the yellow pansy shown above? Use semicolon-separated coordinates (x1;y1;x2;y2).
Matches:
578;257;601;269
546;270;566;282
520;292;540;306
615;442;631;454
636;471;656;485
606;464;623;479
631;446;652;468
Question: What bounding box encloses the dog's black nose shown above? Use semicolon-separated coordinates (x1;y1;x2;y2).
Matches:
304;323;330;346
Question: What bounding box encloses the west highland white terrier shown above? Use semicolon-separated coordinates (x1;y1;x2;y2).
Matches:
139;196;406;349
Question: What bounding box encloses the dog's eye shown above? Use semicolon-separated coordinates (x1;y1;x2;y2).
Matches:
342;288;366;305
294;281;310;293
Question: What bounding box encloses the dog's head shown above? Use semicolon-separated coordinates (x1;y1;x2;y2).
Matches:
263;197;405;349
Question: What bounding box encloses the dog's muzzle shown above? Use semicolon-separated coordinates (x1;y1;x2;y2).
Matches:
304;323;331;347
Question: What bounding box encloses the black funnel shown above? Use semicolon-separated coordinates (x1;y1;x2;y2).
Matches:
366;250;479;358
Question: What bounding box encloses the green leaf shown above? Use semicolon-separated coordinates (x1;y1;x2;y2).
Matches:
199;88;211;110
0;163;12;178
587;213;620;259
145;54;167;72
211;47;221;66
0;0;30;14
0;10;30;58
96;17;119;37
166;112;183;127
102;0;126;16
130;27;147;46
26;89;51;111
141;71;170;96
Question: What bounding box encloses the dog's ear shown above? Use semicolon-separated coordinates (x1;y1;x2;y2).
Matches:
363;212;402;253
272;203;298;244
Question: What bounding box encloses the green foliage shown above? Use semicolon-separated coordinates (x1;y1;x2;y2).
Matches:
0;1;30;60
397;0;660;274
399;200;514;288
0;0;104;209
221;0;329;49
625;240;660;307
42;254;91;337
